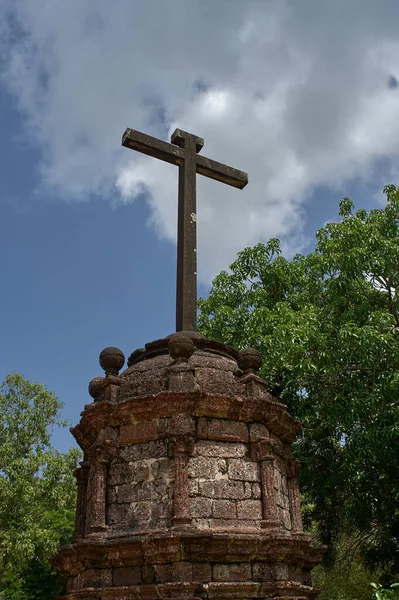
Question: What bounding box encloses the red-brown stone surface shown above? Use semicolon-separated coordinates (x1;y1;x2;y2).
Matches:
53;335;324;599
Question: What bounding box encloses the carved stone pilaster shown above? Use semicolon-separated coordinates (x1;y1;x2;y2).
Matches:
169;435;195;528
86;442;116;536
288;459;303;533
73;461;90;542
252;440;281;529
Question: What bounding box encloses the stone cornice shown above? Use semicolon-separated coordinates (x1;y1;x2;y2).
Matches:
71;391;301;451
53;531;325;575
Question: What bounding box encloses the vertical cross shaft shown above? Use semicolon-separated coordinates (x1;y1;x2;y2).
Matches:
173;130;203;331
121;127;248;332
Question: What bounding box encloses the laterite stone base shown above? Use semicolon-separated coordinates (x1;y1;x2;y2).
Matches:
53;334;324;599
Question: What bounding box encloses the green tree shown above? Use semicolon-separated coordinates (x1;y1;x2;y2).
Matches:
0;373;81;599
198;185;399;578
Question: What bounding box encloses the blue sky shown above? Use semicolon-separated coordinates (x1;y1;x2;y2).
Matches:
1;0;399;453
0;84;211;452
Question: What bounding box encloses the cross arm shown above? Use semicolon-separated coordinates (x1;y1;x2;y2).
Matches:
122;128;185;166
196;155;248;189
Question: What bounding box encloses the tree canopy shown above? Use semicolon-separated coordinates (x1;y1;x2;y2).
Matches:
0;373;80;599
198;185;399;578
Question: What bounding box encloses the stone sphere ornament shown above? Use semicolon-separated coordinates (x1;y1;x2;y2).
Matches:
237;347;262;374
168;332;195;363
99;346;125;376
88;377;105;400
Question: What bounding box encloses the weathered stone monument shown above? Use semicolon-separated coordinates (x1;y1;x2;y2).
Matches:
53;128;323;599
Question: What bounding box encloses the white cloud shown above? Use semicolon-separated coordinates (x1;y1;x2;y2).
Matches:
2;0;399;280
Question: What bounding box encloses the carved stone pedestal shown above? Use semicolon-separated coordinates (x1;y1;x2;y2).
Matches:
53;335;324;599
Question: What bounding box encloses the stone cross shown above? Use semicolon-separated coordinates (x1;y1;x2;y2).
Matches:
122;128;248;332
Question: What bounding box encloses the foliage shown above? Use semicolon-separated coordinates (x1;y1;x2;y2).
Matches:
198;185;399;576
312;532;386;600
0;373;81;599
371;582;399;600
371;583;399;600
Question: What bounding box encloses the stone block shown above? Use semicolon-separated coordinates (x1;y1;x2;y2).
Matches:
109;462;134;486
117;483;136;503
252;562;275;581
237;500;262;520
79;568;112;588
109;461;150;487
151;458;173;480
154;563;171;583
190;497;212;518
132;502;151;526
195;367;236;395
170;414;195;435
208;420;249;442
228;459;260;482
168;366;196;392
118;479;170;504
120;421;158;445
135;463;151;483
152;498;171;518
212;499;237;519
194;440;247;458
173;562;195;582
113;566;141;586
188;457;226;478
116;543;144;566
142;565;156;584
192;563;212;582
213;563;252;582
228;538;258;556
274;562;289;580
207;518;258;530
156;562;196;583
138;480;169;502
155;559;211;583
120;439;167;462
200;480;250;500
107;502;131;525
